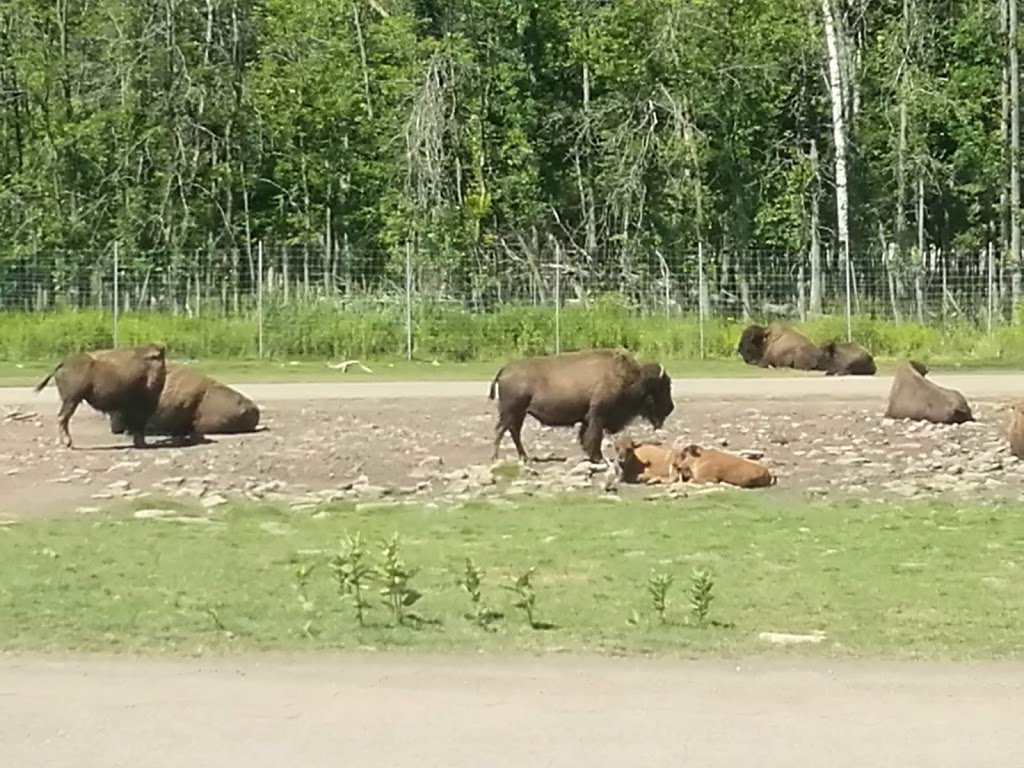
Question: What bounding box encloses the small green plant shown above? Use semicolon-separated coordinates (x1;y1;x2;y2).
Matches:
505;566;540;629
456;558;502;630
375;533;423;627
647;571;675;624
688;567;716;627
293;562;319;638
329;532;374;627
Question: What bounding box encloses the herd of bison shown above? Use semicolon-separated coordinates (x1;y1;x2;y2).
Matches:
26;321;1024;497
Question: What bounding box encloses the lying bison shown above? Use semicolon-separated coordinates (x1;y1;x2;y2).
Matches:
673;444;775;488
488;348;674;463
33;343;168;449
612;435;681;485
1007;403;1024;459
816;340;877;376
109;362;260;440
884;360;974;424
737;324;823;371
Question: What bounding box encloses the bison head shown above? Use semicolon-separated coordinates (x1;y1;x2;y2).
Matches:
637;363;674;430
737;325;768;365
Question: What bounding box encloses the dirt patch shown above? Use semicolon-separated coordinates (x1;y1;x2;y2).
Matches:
1;393;1021;519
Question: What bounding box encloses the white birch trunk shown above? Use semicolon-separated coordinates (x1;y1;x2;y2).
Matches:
1011;0;1021;318
821;0;852;340
809;138;823;315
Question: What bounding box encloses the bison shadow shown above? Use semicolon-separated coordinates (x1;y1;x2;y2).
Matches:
81;434;218;451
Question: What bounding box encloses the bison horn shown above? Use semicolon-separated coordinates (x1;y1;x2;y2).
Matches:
657;364;665;378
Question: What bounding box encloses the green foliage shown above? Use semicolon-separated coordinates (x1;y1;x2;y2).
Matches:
647;571;675;625
328;532;374;627
504;566;540;630
6;305;1024;367
455;557;502;631
689;568;716;628
375;533;423;627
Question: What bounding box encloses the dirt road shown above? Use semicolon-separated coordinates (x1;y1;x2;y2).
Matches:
3;369;1024;405
1;653;1021;768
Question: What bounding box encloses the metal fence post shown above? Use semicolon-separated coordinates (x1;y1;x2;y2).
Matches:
112;241;119;347
554;240;561;355
844;242;853;342
404;239;413;360
988;241;996;335
257;240;264;358
697;241;706;359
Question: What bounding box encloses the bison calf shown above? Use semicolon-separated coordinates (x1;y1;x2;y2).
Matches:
737;324;823;371
488;348;674;463
33;343;168;449
673;444;775;488
884;360;974;425
613;436;683;484
109;362;260;441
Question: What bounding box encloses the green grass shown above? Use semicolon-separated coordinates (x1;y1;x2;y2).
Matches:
2;493;1022;659
1;302;1024;384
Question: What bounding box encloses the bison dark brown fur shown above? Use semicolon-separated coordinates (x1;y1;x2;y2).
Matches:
33;343;168;449
109;362;260;440
884;359;974;425
736;323;823;371
487;348;674;463
816;340;877;376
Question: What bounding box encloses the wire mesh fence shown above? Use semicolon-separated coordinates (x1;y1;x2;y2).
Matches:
0;237;1014;359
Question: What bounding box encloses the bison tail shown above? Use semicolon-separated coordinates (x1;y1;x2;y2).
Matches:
33;364;60;394
488;367;504;400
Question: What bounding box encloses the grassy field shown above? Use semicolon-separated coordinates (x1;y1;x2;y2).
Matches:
1;492;1022;660
2;304;1024;384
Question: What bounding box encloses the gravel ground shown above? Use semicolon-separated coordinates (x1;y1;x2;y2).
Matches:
2;373;1024;518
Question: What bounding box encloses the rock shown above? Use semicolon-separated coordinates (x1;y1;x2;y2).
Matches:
134;508;177;519
758;630;826;645
200;494;228;508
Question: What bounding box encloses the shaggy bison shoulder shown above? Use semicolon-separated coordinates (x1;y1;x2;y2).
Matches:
884;360;974;424
736;324;823;371
109;363;260;439
816;340;877;376
488;348;674;463
33;343;168;449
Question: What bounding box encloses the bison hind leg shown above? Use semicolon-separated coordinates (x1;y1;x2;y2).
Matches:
56;396;82;448
492;407;529;462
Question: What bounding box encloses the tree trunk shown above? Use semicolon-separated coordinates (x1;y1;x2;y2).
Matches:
809;139;823;315
916;175;925;324
821;0;852;339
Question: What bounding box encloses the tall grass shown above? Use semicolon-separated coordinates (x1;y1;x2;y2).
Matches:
1;301;1023;364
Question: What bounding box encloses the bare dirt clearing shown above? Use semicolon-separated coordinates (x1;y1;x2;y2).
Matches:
3;374;1024;519
2;653;1023;768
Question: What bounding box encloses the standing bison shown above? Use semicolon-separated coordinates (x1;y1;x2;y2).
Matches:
33;343;168;449
488;348;675;463
815;340;877;376
108;362;261;440
736;324;823;371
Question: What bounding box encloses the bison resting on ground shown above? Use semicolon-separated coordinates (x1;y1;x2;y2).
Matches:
673;444;775;488
884;360;974;424
488;348;675;463
1007;403;1024;459
33;343;168;449
736;324;823;371
109;362;260;439
816;340;877;376
613;435;681;484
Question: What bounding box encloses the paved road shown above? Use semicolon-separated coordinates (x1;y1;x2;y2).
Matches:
5;371;1024;406
1;654;1022;768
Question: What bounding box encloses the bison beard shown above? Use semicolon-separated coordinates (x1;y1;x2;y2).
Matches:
109;363;261;440
487;348;675;463
33;343;168;449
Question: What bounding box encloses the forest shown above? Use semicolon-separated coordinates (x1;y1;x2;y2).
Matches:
0;0;1019;329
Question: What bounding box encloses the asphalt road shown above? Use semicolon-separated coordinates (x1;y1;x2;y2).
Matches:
4;371;1024;406
2;654;1022;768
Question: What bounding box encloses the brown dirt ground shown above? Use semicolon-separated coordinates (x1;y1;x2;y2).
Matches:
2;381;1023;518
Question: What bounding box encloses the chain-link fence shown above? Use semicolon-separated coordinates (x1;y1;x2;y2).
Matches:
0;237;1014;359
